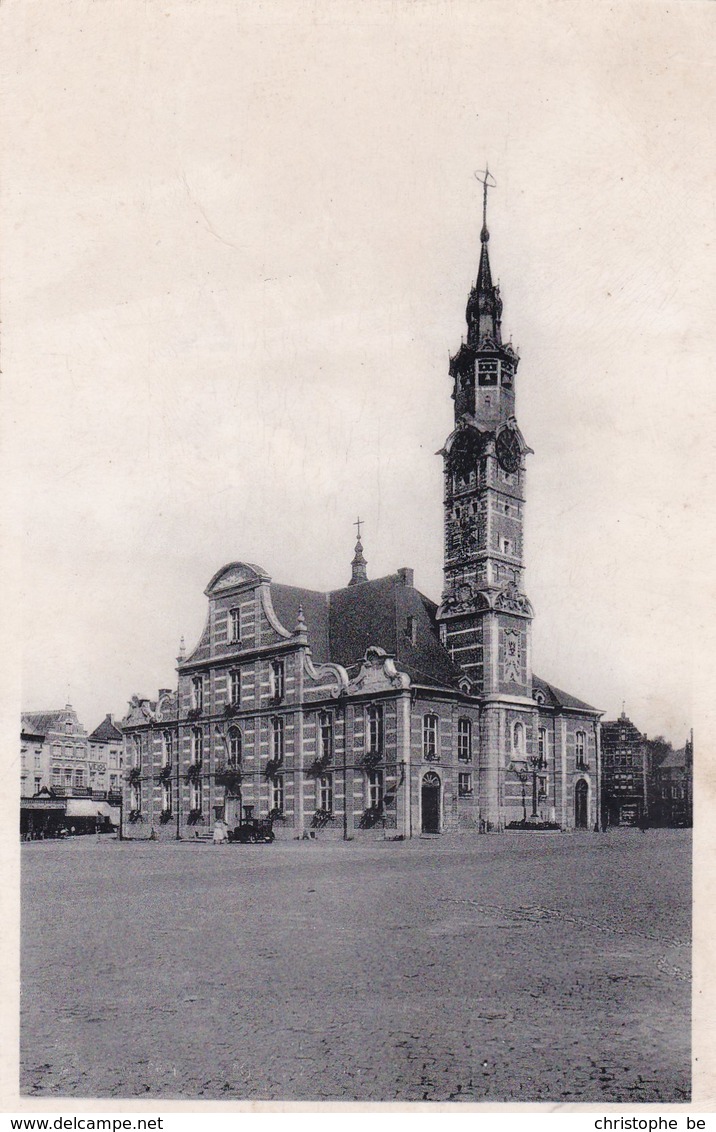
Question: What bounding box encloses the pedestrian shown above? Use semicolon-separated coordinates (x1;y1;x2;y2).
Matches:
213;819;227;845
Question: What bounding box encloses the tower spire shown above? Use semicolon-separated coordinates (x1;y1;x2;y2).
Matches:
349;517;368;586
467;166;501;345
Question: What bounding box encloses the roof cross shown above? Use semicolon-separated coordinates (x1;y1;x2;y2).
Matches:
354;516;363;541
474;165;497;236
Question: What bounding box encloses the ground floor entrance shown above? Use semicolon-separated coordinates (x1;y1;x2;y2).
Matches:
421;772;441;834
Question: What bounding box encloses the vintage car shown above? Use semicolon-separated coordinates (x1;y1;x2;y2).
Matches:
226;815;275;844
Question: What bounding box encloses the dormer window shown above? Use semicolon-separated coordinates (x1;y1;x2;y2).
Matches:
405;615;417;645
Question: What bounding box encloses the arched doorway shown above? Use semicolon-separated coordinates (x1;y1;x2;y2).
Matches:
421;771;441;834
575;779;589;829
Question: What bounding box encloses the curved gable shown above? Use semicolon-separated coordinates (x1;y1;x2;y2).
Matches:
204;562;270;597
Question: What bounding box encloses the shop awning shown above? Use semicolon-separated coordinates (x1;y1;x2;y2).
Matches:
65;799;102;818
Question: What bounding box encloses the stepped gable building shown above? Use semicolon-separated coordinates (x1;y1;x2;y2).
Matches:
122;185;602;840
600;711;649;826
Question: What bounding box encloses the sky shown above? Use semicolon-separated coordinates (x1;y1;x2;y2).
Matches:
3;0;713;745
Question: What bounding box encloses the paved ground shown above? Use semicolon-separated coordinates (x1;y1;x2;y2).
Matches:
21;829;691;1103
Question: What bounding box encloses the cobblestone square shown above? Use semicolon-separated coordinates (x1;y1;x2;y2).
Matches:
21;829;690;1103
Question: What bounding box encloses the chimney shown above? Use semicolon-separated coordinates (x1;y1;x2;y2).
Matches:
397;567;414;587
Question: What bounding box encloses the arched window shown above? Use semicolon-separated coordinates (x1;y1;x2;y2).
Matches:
457;718;472;762
318;711;333;763
228;727;242;765
191;727;203;766
366;705;383;756
512;721;525;756
423;714;439;761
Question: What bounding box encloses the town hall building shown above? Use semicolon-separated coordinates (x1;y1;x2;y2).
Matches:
121;184;602;839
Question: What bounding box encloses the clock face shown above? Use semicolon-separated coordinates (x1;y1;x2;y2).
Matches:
449;429;483;480
496;428;521;473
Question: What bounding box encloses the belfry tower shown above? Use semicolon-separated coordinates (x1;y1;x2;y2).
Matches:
437;170;534;699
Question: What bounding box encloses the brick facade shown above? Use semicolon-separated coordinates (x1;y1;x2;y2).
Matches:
122;198;603;840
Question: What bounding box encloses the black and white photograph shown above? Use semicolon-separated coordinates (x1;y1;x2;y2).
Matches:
2;0;712;1114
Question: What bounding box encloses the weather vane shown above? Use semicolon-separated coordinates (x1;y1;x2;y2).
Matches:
474;165;497;234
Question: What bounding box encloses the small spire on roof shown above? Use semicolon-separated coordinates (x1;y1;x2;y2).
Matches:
349;517;368;586
179;635;186;660
294;604;308;636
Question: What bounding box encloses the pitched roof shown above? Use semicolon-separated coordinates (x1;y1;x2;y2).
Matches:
88;715;123;743
659;746;687;770
269;584;330;661
21;710;75;735
532;675;599;714
270;573;463;690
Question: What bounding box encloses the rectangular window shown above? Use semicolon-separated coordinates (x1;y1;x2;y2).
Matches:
161;731;173;767
368;769;384;809
109;774;118;791
457;718;472;762
423;714;438;761
34;777;42;794
270;659;285;703
230;670;241;707
34;753;42;770
190;778;203;812
538;727;547;767
64;768;73;787
272;717;284;764
52;767;62;786
162;781;172;813
458;772;472;796
130;784;140;812
74;768;84;788
191;675;204;712
319;711;333;763
271;775;284;813
367;705;383;755
229;607;241;644
576;731;586;768
319;774;333;812
192;728;203;766
537;775;548;798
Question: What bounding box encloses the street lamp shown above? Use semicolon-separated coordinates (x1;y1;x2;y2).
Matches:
510;760;529;823
527;754;542;819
